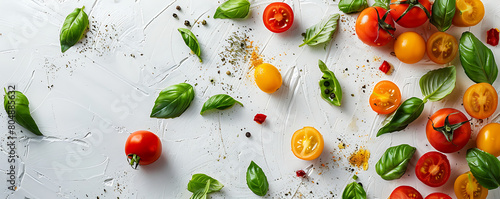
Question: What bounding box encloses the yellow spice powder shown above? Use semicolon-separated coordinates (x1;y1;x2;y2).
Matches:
348;148;370;171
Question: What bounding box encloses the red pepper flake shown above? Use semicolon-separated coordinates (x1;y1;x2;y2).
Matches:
379;61;391;74
296;170;306;178
487;28;499;46
254;113;267;124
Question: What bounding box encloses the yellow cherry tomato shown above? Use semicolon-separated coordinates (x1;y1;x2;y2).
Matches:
291;127;324;160
254;63;282;93
452;0;485;27
394;32;426;64
476;123;500;157
454;171;488;199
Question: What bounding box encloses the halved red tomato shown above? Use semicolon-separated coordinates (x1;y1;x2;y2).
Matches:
389;186;423;199
425;193;452;199
415;151;450;187
263;3;294;33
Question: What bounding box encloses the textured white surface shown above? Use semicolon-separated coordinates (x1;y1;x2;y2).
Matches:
1;0;499;198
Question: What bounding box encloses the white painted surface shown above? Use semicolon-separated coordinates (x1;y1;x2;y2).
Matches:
1;0;499;198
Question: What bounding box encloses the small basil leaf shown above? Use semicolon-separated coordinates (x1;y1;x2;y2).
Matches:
339;0;368;14
430;0;455;32
300;14;340;47
319;60;342;107
4;89;43;136
342;182;366;199
214;0;250;19
187;174;224;194
178;28;202;62
377;97;425;136
60;6;89;53
420;66;457;102
459;31;498;84
150;83;195;119
200;94;242;115
190;179;210;199
246;161;269;196
375;144;416;180
466;148;500;190
372;0;390;10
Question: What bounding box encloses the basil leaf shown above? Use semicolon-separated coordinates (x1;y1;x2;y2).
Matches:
190;179;210;199
214;0;250;19
377;97;425;136
466;148;500;190
246;161;269;196
319;60;342;106
342;182;366;199
459;31;498;84
178;28;202;62
300;14;340;47
200;94;242;115
150;83;195;119
372;0;390;10
187;174;224;194
339;0;368;14
420;66;456;102
60;6;89;53
430;0;455;32
375;144;416;180
4;89;43;136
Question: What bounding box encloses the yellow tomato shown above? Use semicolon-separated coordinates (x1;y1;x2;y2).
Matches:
452;0;485;27
291;127;324;160
394;32;426;64
254;63;282;93
454;171;488;199
476;123;500;157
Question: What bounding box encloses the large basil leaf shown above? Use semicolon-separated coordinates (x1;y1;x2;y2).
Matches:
339;0;368;14
150;83;195;119
187;174;224;194
60;6;89;53
190;179;210;199
372;0;390;9
420;66;456;102
466;148;500;190
200;94;242;115
319;60;342;106
342;182;366;199
4;89;43;136
377;97;425;136
300;14;340;47
246;161;269;196
459;31;498;84
430;0;455;32
375;144;416;180
214;0;250;19
178;28;202;62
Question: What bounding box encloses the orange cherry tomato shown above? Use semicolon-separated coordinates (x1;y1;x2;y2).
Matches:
476;123;500;157
452;0;485;27
463;83;498;119
369;80;402;114
394;32;426;64
291;127;324;160
454;171;488;199
426;32;458;64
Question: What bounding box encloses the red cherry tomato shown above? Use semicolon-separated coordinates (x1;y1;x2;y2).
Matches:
415;151;451;187
390;0;431;28
263;3;294;33
389;186;423;199
425;193;452;199
487;28;499;46
125;130;162;168
426;108;471;153
355;7;395;46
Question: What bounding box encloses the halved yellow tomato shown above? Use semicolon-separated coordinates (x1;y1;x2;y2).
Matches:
454;171;488;199
452;0;485;27
291;127;324;160
463;83;498;119
426;32;458;64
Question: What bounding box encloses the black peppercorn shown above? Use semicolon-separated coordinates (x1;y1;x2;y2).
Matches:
324;89;330;94
184;20;190;26
176;6;181;10
330;93;336;99
173;13;178;18
245;132;251;137
202;20;207;25
323;81;330;86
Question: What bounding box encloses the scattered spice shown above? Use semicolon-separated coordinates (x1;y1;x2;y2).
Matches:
184;20;190;27
338;142;345;149
202;20;207;25
173;13;178;18
245;132;251;137
226;71;231;75
487;28;499;46
348;148;370;171
254;114;267;124
250;45;263;69
176;5;181;10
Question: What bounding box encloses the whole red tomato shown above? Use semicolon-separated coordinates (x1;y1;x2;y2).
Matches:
355;7;395;46
125;130;162;168
426;108;471;153
389;186;423;199
390;0;431;28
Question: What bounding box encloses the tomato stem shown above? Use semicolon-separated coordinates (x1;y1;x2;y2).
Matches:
390;0;431;22
428;112;471;145
127;154;141;169
374;8;395;39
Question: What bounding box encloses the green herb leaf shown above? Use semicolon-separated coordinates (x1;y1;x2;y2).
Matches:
420;66;457;102
214;0;250;19
188;174;224;194
459;31;498;84
430;0;455;32
375;144;416;180
377;97;425;136
342;182;366;199
178;28;202;62
246;161;269;196
190;179;210;199
372;0;391;9
318;60;342;107
300;14;340;47
150;83;195;119
339;0;368;14
466;148;500;190
60;6;89;53
200;94;242;115
4;89;43;136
